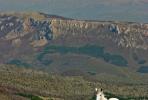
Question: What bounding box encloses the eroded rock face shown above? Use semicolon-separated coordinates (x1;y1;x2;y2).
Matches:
0;12;148;49
1;12;148;75
51;19;148;49
0;15;23;38
0;14;53;47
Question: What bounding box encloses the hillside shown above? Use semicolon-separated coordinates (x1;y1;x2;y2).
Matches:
0;12;148;99
0;65;148;100
0;12;148;72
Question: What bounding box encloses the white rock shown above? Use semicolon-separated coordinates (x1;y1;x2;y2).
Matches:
9;22;14;27
16;18;20;22
7;16;12;20
1;25;4;31
116;25;121;34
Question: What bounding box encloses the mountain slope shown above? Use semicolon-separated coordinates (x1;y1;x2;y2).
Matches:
0;12;148;83
0;64;147;100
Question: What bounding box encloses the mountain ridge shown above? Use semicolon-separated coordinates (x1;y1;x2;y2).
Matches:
0;12;148;82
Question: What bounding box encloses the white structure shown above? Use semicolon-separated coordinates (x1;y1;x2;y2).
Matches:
95;88;119;100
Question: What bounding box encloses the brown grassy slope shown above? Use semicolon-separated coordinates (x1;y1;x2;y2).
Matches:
0;64;147;100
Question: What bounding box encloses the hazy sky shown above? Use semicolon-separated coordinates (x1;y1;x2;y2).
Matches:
0;0;147;22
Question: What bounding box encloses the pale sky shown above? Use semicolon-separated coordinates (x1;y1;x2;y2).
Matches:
0;0;147;22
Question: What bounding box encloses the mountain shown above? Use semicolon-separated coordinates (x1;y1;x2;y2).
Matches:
0;12;148;83
0;12;148;100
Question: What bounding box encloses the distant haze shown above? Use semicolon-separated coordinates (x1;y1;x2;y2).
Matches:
0;0;148;22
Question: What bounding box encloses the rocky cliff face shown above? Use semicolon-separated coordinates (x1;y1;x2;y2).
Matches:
0;12;148;75
0;14;52;47
51;19;148;49
0;12;148;49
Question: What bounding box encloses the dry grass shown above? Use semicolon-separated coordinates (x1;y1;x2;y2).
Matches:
0;64;147;100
